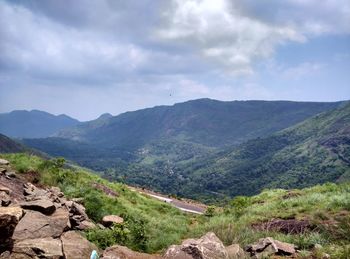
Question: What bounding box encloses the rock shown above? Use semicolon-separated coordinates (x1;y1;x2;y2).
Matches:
245;237;296;258
102;215;124;227
97;223;106;229
20;199;56;215
61;231;98;259
226;244;245;259
0;192;11;206
23;183;48;200
13;208;69;241
47;187;64;204
77;220;96;230
49;187;64;198
164;232;228;259
0;207;24;248
23;183;37;196
0;168;6;174
0;159;9;165
71;197;84;204
70;201;88;219
272;239;296;255
11;237;63;259
314;243;323;250
0;186;11;195
5;171;16;178
0;251;10;258
102;245;161;259
64;200;73;209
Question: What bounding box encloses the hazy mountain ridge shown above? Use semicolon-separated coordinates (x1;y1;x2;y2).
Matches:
21;99;344;174
0;110;80;138
55;99;342;148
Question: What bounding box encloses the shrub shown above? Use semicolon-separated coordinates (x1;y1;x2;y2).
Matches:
230;196;251;216
204;206;216;217
86;224;130;249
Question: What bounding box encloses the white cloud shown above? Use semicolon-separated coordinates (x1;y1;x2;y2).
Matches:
156;0;305;75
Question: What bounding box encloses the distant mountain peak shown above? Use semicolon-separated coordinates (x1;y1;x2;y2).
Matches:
97;113;113;120
0;110;80;138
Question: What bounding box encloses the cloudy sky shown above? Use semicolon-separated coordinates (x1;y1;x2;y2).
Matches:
0;0;349;121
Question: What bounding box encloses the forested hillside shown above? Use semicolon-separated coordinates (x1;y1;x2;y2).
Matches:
22;99;342;172
110;102;350;203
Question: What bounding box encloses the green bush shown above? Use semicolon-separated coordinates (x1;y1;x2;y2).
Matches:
230;196;251;216
204;206;216;217
86;224;130;249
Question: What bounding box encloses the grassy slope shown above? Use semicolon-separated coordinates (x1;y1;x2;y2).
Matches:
1;153;349;258
0;153;190;253
188;183;350;258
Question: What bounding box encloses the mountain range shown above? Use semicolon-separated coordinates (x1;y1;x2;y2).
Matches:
7;98;348;203
0;110;79;138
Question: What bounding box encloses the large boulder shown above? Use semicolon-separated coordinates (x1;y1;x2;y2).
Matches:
20;199;56;215
13;208;69;240
245;237;296;258
102;215;124;227
0;207;24;249
102;245;161;259
164;232;228;259
10;237;63;259
61;231;98;259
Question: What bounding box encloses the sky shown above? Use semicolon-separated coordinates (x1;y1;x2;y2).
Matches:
0;0;349;121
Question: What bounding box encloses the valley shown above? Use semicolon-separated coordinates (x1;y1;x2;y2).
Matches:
11;99;348;203
0;99;349;258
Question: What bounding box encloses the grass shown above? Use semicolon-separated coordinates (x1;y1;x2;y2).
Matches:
186;183;350;258
1;152;349;257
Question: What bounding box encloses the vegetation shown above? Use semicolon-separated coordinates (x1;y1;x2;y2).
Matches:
99;102;350;203
21;100;343;197
1;153;191;253
0;133;28;153
1;152;349;257
176;101;350;202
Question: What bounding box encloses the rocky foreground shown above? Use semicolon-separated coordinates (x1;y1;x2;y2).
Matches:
0;158;298;259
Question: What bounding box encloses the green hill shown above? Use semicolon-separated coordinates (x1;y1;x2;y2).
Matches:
173;102;350;202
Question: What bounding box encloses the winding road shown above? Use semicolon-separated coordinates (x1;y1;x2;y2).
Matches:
131;188;206;214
